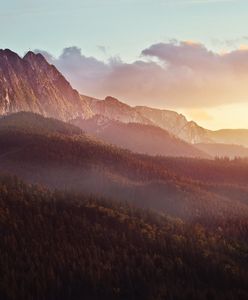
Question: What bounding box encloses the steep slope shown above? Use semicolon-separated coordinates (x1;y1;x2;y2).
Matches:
2;48;247;151
1;47;248;158
135;106;211;143
0;49;93;120
71;115;209;158
135;105;188;134
88;97;212;145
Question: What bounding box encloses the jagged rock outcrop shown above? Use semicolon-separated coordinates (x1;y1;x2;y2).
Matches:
87;96;152;124
2;49;248;150
0;49;93;120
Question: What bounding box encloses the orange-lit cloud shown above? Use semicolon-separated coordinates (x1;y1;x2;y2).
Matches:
35;41;248;109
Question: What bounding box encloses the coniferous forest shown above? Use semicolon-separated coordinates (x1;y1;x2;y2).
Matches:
0;176;247;300
0;113;247;299
2;3;248;296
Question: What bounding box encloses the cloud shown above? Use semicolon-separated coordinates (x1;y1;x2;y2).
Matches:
35;41;248;109
35;47;111;93
211;36;248;49
97;45;107;54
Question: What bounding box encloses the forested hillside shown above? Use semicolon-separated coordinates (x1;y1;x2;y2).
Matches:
71;115;208;158
0;176;247;300
1;112;248;227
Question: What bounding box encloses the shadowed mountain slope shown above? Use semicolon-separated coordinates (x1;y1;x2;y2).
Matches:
71;115;209;158
1;112;248;223
88;97;248;148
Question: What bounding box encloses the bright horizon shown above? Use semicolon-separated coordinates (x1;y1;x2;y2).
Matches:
1;0;248;130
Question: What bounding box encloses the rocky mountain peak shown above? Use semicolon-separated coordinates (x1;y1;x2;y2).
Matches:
104;96;129;107
105;96;119;103
0;49;93;120
0;49;20;60
23;51;48;67
0;49;24;73
24;51;40;60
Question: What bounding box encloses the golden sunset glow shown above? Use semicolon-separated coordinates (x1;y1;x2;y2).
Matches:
184;103;248;130
1;1;248;299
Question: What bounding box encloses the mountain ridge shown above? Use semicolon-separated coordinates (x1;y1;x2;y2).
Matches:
72;114;209;158
1;111;248;220
88;96;248;148
0;49;93;120
1;48;248;154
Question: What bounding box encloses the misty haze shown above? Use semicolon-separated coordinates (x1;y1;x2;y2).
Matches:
0;1;248;300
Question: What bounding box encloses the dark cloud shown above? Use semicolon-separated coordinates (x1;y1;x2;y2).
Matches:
35;41;248;108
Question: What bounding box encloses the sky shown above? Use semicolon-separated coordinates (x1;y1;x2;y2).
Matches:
1;0;248;129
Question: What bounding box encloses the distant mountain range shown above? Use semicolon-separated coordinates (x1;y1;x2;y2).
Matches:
1;50;248;300
1;48;248;158
1;111;248;300
1;111;248;221
72;114;208;158
85;96;248;148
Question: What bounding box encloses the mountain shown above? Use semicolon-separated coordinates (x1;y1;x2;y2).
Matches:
135;106;212;143
1;50;247;300
1;112;248;221
0;49;210;159
87;97;215;145
71;114;209;158
87;96;152;124
0;112;248;300
135;105;248;148
0;49;93;120
1;49;248;152
89;96;248;149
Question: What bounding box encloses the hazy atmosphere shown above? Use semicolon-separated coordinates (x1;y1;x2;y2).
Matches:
1;2;248;300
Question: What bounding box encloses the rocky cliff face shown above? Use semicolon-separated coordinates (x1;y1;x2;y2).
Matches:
135;106;212;144
84;96;248;148
87;96;152;125
0;49;93;120
135;106;188;134
2;49;247;150
87;97;216;144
